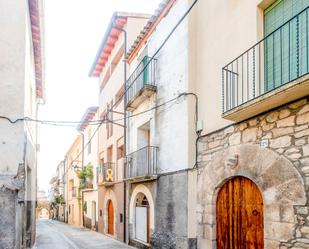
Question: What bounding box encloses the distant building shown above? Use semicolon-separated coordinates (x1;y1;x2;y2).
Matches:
77;107;99;230
65;135;83;227
0;0;45;248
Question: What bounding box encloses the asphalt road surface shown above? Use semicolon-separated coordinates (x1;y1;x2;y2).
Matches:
33;219;133;249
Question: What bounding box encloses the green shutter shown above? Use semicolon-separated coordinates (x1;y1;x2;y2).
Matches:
264;0;309;91
142;56;149;84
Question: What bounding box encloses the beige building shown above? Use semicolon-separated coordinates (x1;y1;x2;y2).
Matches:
77;107;99;230
89;12;150;242
0;0;45;248
65;135;83;227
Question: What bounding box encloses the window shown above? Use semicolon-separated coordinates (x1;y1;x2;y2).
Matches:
87;128;92;155
107;146;113;163
100;67;111;92
69;205;71;214
117;145;124;160
106;100;113;139
264;0;309;91
111;45;124;74
115;85;125;108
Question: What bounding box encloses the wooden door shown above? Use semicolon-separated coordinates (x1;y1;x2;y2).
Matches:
107;200;114;235
216;177;263;249
147;207;150;243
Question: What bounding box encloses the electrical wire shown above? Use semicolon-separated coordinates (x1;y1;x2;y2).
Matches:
7;0;200;177
60;92;192;178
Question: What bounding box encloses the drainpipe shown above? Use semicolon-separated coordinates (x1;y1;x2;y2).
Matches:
122;28;128;245
78;132;85;227
114;22;128;243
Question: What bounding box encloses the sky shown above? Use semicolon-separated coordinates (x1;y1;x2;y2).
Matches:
38;0;161;191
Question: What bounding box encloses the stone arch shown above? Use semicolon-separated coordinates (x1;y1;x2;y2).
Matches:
129;184;155;240
103;189;117;238
197;144;306;248
36;201;50;219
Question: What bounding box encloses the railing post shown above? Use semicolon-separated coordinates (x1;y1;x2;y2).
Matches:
253;47;256;98
222;69;224;113
296;15;300;77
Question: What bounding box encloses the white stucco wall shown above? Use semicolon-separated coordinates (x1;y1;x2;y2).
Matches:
127;0;195;173
0;0;39;203
0;0;28;175
192;0;273;134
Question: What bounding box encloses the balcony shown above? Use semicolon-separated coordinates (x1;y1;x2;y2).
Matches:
222;7;309;121
80;178;93;190
97;163;116;187
124;146;158;181
126;56;157;111
71;187;78;198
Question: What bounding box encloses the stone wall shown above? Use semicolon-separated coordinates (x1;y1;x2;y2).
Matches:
152;171;195;249
0;187;17;249
128;171;196;249
197;97;309;249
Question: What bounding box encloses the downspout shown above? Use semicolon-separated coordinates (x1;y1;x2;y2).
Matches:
79;132;85;227
123;28;128;244
113;19;128;243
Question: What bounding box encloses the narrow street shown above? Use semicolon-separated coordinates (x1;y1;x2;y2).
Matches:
33;219;133;249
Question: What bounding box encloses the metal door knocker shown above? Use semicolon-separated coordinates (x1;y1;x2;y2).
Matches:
252;210;258;216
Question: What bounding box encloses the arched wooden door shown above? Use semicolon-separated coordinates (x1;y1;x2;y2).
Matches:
216;176;263;249
107;200;114;235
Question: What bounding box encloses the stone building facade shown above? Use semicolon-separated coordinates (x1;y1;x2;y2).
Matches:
197;97;309;248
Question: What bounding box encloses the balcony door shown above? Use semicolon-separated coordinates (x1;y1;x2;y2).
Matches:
137;47;149;88
264;0;309;91
107;146;113;163
137;122;150;176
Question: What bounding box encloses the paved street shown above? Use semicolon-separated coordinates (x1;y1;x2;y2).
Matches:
33;219;133;249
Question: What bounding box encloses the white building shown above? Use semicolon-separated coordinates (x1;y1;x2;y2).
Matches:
0;0;45;248
124;1;196;247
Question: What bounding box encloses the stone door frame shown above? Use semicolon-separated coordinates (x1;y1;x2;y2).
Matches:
197;144;307;248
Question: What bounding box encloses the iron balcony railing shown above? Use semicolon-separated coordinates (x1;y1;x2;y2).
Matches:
125;146;158;179
97;162;116;184
222;6;309;113
71;187;78;198
125;56;157;106
80;178;93;189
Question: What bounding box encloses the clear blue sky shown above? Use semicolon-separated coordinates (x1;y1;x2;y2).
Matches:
38;0;161;190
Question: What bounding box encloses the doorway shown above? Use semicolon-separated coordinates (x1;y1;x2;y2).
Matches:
107;200;114;235
216;176;263;249
135;194;150;243
91;201;96;229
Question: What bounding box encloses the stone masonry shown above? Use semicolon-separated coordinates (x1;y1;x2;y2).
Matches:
197;97;309;249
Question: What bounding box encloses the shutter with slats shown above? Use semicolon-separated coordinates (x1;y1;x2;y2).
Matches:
264;0;309;91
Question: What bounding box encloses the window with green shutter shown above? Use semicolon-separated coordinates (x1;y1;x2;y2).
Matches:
142;56;150;84
264;0;309;91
